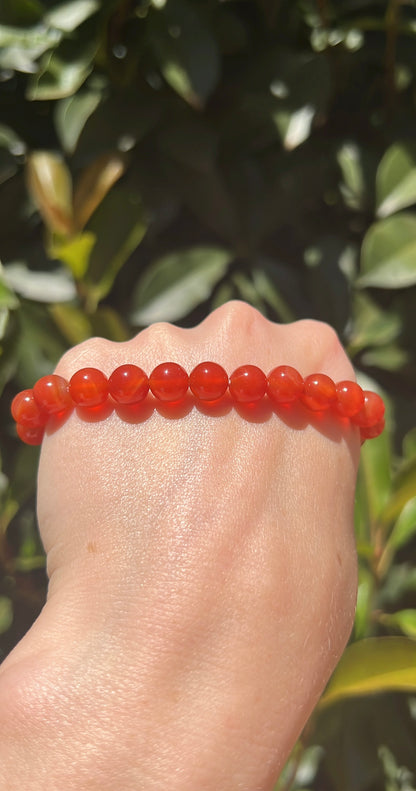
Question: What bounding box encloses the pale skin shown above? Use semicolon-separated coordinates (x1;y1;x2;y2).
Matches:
0;301;359;790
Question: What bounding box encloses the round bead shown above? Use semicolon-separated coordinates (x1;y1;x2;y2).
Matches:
149;362;189;402
33;374;72;414
229;365;267;403
16;423;45;446
360;418;385;440
108;364;149;404
189;362;228;401
352;391;385;428
301;373;337;411
69;367;108;407
335;380;364;417
11;389;47;427
267;365;304;403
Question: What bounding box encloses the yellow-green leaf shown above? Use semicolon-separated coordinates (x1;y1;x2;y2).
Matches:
320;638;416;708
50;302;93;344
358;213;416;289
49;231;96;279
26;151;73;235
379;610;416;639
388;496;416;550
376;143;416;218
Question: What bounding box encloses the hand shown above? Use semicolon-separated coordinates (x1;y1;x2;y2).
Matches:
0;302;359;791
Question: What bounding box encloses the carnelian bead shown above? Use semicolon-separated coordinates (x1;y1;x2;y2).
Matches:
108;365;149;404
16;423;45;446
267;365;304;403
149;362;189;402
360;418;385;440
301;373;337;411
69;367;108;407
335;380;364;417
189;362;228;401
229;365;267;403
11;389;47;427
33;374;72;414
351;391;385;428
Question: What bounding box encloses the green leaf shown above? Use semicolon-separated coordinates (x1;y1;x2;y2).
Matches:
320;638;416;707
376;143;416;218
54;89;102;154
379;610;416;639
27;36;97;100
337;142;366;211
360;344;409;372
358;214;416;289
84;187;147;307
0;25;61;74
354;567;374;641
26;151;73;236
149;0;220;107
0;266;19;309
49;231;96;280
349;292;402;355
44;0;100;33
3;262;77;302
0;123;26;156
131;246;232;325
387;497;416;553
382;458;416;527
50;302;93;345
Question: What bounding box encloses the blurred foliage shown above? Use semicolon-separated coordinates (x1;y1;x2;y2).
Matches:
0;0;416;788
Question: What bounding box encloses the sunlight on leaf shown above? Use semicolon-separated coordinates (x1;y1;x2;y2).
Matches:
320;638;416;707
26;151;73;235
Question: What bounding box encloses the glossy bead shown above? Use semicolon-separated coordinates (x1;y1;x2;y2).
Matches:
69;367;108;407
16;423;45;446
33;374;72;414
189;362;228;401
267;365;304;403
301;373;337;411
229;365;267;403
11;389;47;427
149;362;189;402
352;391;385;428
360;418;385;440
335;380;364;417
108;364;149;404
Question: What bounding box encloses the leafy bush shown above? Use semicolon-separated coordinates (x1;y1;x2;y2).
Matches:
1;1;416;788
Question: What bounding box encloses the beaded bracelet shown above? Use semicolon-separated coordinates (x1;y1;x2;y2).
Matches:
11;362;385;446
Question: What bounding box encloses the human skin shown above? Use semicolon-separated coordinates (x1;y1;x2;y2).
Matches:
0;301;359;791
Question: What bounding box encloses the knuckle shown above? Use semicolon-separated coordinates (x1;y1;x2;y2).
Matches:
293;319;351;376
55;337;118;378
127;321;184;359
210;300;267;336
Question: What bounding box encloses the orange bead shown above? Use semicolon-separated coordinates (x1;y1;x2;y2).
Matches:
108;365;149;404
33;374;72;414
11;389;47;427
229;365;267;403
69;368;109;407
302;373;337;411
352;391;385;428
267;365;303;403
189;362;228;401
360;418;385;440
149;363;189;402
335;381;364;417
16;423;45;446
